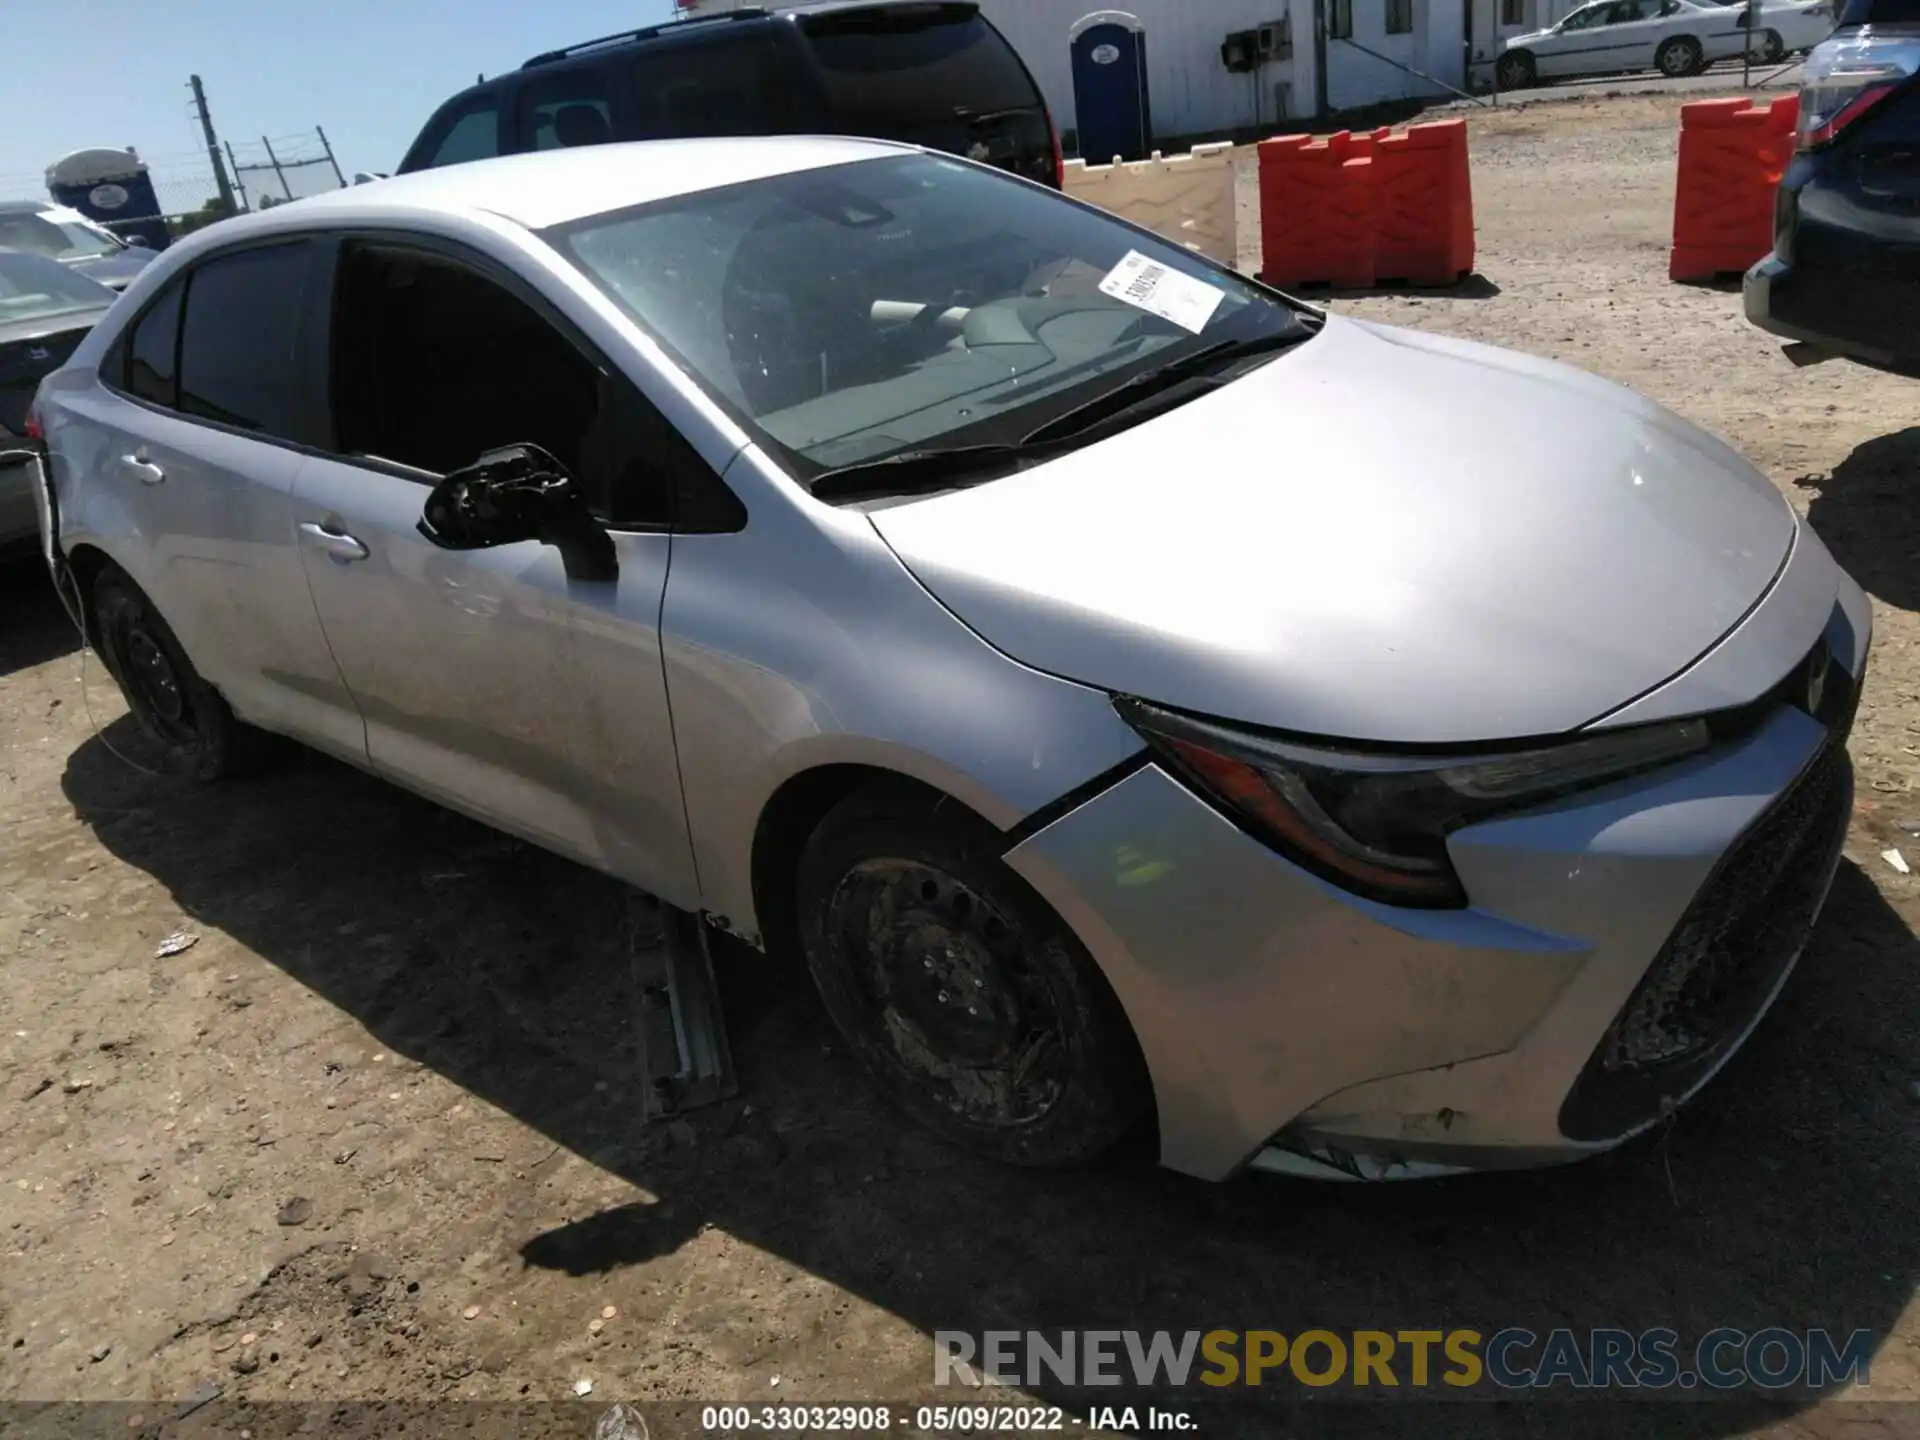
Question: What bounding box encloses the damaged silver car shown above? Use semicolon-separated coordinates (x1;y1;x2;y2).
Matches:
30;137;1869;1182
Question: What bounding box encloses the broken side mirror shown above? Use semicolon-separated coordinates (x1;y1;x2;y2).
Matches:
418;443;617;583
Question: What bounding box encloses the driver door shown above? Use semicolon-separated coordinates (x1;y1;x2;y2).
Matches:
288;233;699;905
1535;2;1612;74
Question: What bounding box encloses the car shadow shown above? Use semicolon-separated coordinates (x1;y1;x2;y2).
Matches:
1803;426;1920;614
59;728;1920;1434
0;551;79;678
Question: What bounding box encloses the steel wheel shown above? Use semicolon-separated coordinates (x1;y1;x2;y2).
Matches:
92;566;273;781
825;858;1071;1130
796;785;1149;1167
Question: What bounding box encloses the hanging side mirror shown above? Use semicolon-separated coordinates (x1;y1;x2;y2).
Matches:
418;443;617;583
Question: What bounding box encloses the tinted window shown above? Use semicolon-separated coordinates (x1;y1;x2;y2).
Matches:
126;279;184;407
802;11;1039;126
518;67;614;150
177;243;310;438
420;95;500;168
325;244;677;523
629;35;816;137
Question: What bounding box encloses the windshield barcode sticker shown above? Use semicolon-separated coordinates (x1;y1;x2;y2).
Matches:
1099;250;1226;334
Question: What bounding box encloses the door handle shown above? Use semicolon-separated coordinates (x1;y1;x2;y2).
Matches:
117;453;165;485
298;521;370;562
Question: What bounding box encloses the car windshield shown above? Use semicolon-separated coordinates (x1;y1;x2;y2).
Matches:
0;247;115;323
0;208;121;261
549;152;1309;478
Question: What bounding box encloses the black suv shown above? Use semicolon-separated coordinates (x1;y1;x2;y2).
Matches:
1746;0;1920;373
396;1;1061;190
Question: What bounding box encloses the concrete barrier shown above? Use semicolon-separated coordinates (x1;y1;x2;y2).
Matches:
1062;142;1240;268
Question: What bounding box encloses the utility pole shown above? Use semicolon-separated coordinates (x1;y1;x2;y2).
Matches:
224;141;250;211
188;74;238;214
260;136;292;201
315;126;346;188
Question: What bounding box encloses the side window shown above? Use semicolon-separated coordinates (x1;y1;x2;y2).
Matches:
630;36;811;138
517;67;614;151
124;278;185;408
419;94;501;169
327;242;671;527
1329;0;1354;37
176;242;311;440
1387;0;1416;32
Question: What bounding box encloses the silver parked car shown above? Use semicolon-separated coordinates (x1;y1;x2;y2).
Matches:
30;138;1869;1183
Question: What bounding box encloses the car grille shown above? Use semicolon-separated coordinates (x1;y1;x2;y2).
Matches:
1558;651;1858;1143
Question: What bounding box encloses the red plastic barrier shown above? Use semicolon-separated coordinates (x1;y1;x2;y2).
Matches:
1669;94;1799;282
1259;118;1474;289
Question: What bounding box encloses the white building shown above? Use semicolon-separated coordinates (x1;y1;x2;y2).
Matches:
677;0;1493;143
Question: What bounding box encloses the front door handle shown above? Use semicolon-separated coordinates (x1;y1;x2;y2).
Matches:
117;453;165;485
298;521;370;562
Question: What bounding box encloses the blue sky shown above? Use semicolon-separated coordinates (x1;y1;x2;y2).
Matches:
2;0;677;201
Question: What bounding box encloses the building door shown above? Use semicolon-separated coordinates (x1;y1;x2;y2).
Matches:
1070;11;1150;163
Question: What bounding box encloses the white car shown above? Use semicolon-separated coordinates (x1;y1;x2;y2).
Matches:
1497;0;1750;86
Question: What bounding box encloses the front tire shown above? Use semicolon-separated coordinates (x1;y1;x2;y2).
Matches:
1656;35;1704;76
1756;28;1785;63
796;784;1149;1167
92;566;273;782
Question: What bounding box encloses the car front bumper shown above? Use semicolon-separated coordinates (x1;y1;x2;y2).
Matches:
1006;568;1871;1182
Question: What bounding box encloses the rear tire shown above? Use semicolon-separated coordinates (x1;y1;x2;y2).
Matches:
795;783;1149;1167
1656;35;1704;76
1496;49;1537;89
91;566;275;782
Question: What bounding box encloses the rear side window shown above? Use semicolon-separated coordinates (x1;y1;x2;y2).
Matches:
125;279;184;407
630;34;818;137
518;67;614;150
801;9;1040;126
177;243;311;439
415;93;501;169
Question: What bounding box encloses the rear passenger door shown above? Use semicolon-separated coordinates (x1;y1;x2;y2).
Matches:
69;240;366;760
288;233;701;905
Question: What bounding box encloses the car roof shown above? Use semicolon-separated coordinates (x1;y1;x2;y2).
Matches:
520;2;980;67
273;135;914;233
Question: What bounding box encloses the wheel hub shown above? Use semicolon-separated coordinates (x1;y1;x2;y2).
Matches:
124;627;186;724
829;858;1068;1127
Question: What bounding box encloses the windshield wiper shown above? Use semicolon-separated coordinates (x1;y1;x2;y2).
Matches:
1019;329;1306;448
808;442;1042;503
807;328;1309;504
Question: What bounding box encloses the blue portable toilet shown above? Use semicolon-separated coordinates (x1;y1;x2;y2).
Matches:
1070;11;1151;164
45;149;170;250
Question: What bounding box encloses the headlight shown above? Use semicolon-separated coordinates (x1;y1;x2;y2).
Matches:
1115;699;1711;908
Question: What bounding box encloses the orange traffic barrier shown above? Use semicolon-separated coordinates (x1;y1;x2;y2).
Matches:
1669;94;1799;282
1259;118;1474;289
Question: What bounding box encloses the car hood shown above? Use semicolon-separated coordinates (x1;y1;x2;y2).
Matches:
1505;26;1556;45
867;315;1796;745
64;248;153;290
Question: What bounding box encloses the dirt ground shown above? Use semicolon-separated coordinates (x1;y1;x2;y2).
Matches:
5;92;1920;1439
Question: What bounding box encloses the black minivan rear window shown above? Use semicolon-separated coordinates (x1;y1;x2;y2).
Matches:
801;6;1040;125
1838;0;1920;22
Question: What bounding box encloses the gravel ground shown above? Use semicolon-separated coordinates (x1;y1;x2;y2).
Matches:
3;92;1919;1439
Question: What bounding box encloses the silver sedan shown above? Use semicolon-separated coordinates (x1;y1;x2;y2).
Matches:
30;138;1869;1182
